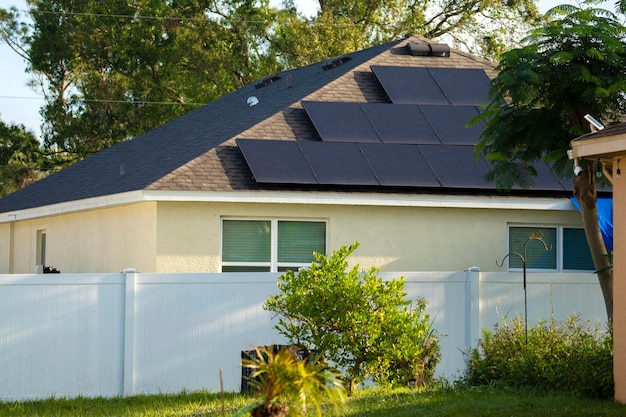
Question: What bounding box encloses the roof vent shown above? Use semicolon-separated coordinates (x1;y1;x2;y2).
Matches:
246;96;259;107
255;75;281;89
429;43;450;57
406;42;431;56
406;42;450;57
322;55;352;71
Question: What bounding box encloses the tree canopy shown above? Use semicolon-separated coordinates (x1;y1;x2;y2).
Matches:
472;1;626;318
0;118;46;196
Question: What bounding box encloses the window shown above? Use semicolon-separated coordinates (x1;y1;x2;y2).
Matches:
36;229;46;267
221;219;327;272
508;225;594;271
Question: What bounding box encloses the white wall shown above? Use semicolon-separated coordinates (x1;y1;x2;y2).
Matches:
0;270;606;400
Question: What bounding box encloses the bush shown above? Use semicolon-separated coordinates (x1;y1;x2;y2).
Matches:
264;242;440;392
465;316;613;399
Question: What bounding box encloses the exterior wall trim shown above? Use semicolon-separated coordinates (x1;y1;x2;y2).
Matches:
0;190;577;224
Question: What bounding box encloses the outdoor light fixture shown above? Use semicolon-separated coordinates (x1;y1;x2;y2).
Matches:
574;158;583;176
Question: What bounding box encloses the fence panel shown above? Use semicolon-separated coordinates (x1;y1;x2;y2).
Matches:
479;272;606;331
128;272;285;395
0;274;125;400
0;270;607;400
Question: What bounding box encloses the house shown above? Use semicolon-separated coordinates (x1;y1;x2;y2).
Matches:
0;36;598;276
570;125;626;403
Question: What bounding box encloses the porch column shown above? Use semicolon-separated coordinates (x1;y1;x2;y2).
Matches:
614;159;626;403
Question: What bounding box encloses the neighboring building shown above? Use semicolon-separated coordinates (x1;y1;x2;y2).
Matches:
0;36;598;275
570;125;625;403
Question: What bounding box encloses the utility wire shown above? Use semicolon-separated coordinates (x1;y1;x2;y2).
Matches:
3;8;412;28
10;7;317;24
0;95;207;106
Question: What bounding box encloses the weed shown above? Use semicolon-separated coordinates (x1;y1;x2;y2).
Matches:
464;315;613;398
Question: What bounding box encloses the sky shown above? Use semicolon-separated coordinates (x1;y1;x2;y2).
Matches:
0;0;615;139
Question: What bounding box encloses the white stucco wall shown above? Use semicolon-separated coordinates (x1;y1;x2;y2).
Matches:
154;200;584;273
4;202;157;273
1;196;585;274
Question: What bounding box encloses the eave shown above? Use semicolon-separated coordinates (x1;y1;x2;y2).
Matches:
0;189;577;223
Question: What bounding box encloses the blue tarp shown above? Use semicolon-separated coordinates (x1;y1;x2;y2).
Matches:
570;196;613;251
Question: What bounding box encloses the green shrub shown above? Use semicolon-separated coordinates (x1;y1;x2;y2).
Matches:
240;346;346;417
264;242;440;392
465;316;613;399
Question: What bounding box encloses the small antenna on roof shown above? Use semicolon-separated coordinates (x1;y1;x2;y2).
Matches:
584;114;604;132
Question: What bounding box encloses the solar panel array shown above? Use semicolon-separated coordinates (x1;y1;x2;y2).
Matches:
238;139;500;188
370;66;491;106
301;101;484;145
237;66;569;191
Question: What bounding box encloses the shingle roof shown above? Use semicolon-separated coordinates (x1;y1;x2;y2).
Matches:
0;36;570;214
573;121;626;142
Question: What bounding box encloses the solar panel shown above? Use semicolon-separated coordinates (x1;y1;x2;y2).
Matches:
237;139;565;192
420;105;483;145
429;68;491;106
301;101;381;143
524;161;568;191
362;103;441;144
298;141;379;185
359;144;440;187
236;139;317;184
371;66;448;105
419;145;492;188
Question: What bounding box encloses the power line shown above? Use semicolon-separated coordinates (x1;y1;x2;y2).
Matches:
30;9;232;22
13;7;311;25
0;95;43;101
0;95;207;106
4;8;405;29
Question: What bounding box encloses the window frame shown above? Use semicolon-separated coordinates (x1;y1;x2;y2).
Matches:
507;224;594;272
36;229;47;267
221;218;328;272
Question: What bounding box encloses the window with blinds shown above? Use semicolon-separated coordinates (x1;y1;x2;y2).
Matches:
222;219;327;272
508;225;594;272
563;228;594;271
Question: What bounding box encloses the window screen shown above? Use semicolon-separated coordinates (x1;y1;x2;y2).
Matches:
222;219;326;272
222;220;270;262
508;227;556;269
278;221;326;263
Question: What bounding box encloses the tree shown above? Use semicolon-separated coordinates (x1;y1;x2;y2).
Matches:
472;1;626;319
264;242;440;392
269;0;541;67
0;118;46;196
1;0;282;164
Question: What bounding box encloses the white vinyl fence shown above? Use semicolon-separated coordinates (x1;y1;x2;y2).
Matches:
0;269;606;400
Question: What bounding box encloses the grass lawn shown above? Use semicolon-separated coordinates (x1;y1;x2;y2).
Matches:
1;387;625;417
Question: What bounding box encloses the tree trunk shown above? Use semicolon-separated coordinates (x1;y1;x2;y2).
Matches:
573;166;613;320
